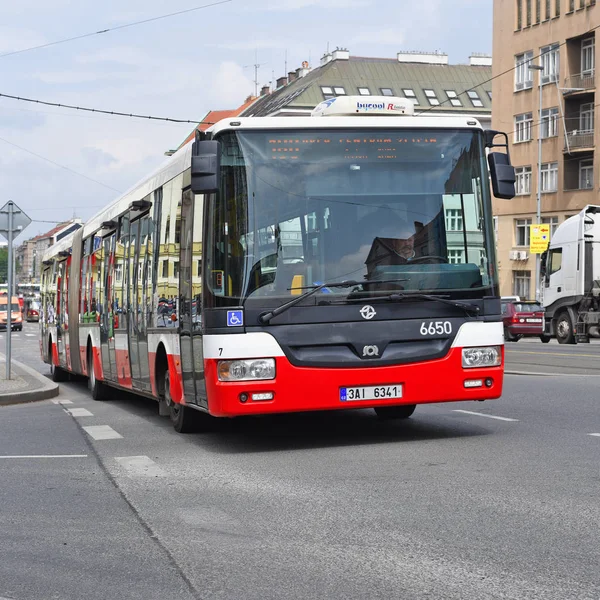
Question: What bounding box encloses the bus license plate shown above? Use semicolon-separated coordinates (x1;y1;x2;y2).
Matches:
340;384;403;402
526;318;542;323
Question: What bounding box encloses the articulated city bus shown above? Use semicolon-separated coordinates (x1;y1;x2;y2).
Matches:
41;96;515;432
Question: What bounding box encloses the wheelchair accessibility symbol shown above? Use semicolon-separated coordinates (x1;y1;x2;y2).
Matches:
227;310;244;327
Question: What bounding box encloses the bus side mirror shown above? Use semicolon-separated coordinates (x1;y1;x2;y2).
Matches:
488;152;516;199
191;140;221;194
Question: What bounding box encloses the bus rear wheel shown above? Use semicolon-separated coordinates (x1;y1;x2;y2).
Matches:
165;371;198;433
88;348;109;401
374;404;416;420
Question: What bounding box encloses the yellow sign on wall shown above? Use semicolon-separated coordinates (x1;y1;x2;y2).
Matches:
530;224;550;254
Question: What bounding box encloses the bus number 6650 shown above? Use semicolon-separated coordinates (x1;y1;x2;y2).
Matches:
419;321;452;336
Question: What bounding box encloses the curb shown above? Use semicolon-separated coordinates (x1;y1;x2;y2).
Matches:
0;356;59;406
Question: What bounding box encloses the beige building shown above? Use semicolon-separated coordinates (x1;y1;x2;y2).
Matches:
492;0;598;299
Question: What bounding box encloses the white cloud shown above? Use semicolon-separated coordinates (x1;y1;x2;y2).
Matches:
260;0;370;10
352;28;405;46
212;61;255;106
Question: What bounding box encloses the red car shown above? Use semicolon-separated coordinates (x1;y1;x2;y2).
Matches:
502;301;545;342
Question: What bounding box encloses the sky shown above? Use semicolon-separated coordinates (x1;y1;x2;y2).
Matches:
0;0;492;242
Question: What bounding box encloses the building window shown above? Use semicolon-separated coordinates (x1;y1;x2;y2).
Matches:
540;43;560;83
517;0;523;27
541;215;559;235
515;166;532;194
487;90;492;100
445;209;464;231
555;0;560;16
526;0;532;24
579;158;594;189
162;260;168;278
424;89;440;106
197;259;202;278
568;0;574;10
173;261;180;279
545;0;552;17
540;107;559;138
580;102;594;132
582;37;595;76
541;162;558;192
358;87;371;95
445;90;462;106
401;89;418;104
321;86;346;99
536;0;541;22
513;270;531;299
515;51;534;89
515;112;533;142
467;90;484;107
380;88;394;96
516;218;532;246
448;249;465;264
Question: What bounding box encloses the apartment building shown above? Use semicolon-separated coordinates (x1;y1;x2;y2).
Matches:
492;0;598;299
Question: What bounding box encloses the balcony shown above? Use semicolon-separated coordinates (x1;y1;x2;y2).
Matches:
564;130;594;152
563;72;595;94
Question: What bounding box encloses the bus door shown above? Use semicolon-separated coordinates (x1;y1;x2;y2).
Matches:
56;259;68;368
101;232;117;381
114;215;132;386
130;211;152;392
127;218;141;384
179;188;206;406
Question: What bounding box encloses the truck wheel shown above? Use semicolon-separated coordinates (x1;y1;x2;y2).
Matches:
556;312;576;344
374;405;416;420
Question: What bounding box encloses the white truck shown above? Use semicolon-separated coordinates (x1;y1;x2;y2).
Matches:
541;205;600;344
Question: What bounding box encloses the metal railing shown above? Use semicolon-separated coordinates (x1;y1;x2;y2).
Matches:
563;72;595;92
564;130;594;151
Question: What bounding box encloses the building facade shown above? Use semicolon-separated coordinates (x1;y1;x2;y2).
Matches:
492;0;598;299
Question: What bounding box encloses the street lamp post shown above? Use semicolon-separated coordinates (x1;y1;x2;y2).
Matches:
530;63;544;302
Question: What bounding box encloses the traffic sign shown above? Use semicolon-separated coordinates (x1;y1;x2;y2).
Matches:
0;201;31;241
530;224;550;254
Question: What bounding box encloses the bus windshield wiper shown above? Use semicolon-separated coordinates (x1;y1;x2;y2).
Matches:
258;278;408;324
333;292;480;316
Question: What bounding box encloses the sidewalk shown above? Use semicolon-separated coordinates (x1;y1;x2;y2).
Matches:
0;355;59;405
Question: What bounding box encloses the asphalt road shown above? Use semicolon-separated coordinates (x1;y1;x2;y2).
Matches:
1;325;600;599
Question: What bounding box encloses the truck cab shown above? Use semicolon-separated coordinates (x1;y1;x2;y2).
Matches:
541;205;600;343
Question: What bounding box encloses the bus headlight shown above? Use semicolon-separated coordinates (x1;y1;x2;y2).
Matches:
462;346;501;368
217;358;276;382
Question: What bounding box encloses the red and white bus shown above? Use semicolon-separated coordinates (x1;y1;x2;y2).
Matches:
41;96;515;432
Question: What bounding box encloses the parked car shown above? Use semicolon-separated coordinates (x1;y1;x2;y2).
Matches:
501;300;545;342
25;300;41;322
0;295;23;331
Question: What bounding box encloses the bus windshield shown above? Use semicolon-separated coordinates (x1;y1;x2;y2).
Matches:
205;128;497;308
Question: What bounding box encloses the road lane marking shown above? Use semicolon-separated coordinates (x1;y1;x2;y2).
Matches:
115;455;166;477
25;333;35;337
52;399;73;405
588;433;600;437
0;454;88;459
453;410;519;422
507;350;600;358
82;425;123;440
67;408;94;417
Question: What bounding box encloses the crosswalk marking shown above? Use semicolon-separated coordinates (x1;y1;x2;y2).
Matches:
82;425;123;440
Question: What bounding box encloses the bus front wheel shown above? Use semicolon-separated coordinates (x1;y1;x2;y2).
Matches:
166;371;198;434
374;404;416;420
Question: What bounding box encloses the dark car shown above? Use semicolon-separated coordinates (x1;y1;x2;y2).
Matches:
502;301;545;342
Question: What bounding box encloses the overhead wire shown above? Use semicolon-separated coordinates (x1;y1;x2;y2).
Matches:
0;0;233;59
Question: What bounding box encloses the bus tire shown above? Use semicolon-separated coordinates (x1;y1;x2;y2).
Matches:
49;339;68;382
166;370;197;433
556;311;576;345
374;404;416;420
88;346;108;401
